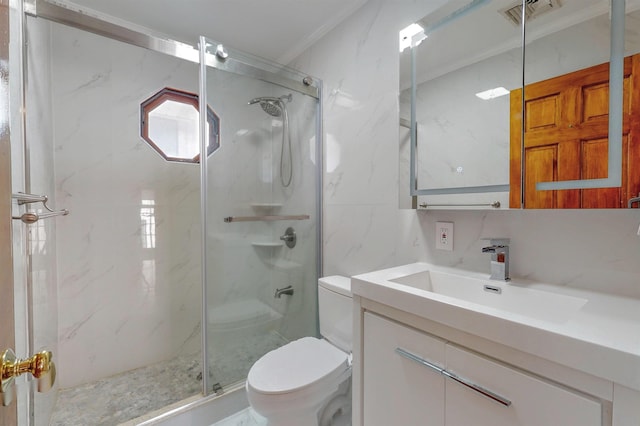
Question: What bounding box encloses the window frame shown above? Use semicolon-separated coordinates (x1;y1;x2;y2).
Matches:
140;87;220;163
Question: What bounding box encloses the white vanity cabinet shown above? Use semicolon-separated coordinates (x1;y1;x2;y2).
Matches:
363;312;445;426
361;312;603;426
445;345;601;426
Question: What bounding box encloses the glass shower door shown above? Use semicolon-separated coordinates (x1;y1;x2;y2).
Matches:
199;38;321;394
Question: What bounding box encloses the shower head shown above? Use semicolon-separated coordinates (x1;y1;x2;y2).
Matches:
254;99;282;117
248;94;292;117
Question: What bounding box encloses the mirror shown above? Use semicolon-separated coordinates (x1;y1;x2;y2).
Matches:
399;0;523;209
514;0;640;208
400;0;640;209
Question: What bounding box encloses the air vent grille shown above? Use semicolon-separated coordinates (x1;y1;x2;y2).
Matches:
500;0;561;26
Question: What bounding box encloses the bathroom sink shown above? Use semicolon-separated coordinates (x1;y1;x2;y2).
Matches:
352;262;640;392
389;269;588;324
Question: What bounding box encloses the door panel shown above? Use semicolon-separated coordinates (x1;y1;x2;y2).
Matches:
581;138;623;208
524;145;557;209
511;53;640;208
1;0;17;421
0;137;17;425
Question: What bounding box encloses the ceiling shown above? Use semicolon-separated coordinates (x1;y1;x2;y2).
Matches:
54;0;369;64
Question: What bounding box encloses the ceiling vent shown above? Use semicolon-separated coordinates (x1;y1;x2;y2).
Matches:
500;0;561;26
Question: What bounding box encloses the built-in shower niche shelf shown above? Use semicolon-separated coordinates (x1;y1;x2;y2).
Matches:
250;203;283;213
251;241;284;248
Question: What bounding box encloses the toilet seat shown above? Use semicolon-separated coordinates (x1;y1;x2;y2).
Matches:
247;337;348;395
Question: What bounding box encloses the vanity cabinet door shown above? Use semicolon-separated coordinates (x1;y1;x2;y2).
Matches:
362;312;446;426
445;345;602;426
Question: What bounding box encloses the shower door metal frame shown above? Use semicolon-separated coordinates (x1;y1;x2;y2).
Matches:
22;0;324;403
22;0;319;100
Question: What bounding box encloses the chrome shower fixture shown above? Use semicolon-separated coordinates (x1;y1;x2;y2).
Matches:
248;94;294;187
248;94;292;117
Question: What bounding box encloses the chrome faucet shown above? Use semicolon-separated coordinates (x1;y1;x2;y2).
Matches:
274;285;294;298
481;238;510;281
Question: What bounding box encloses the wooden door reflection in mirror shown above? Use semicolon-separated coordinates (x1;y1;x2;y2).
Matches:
510;53;640;208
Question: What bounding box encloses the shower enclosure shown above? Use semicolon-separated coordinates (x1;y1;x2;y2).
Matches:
199;37;321;396
6;1;321;424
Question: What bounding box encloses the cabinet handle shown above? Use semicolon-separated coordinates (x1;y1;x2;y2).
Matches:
395;347;511;407
443;370;512;407
395;347;445;375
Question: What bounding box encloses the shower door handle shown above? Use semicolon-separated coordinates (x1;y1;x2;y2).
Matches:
1;349;56;406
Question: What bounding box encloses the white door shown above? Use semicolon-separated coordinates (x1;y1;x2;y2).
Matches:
1;1;18;424
1;3;57;425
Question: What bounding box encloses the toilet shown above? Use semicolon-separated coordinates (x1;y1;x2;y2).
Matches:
246;276;352;426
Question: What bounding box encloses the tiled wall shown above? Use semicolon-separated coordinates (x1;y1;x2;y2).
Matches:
293;0;640;297
290;0;447;276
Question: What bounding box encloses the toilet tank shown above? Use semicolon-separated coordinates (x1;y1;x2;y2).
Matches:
318;276;352;353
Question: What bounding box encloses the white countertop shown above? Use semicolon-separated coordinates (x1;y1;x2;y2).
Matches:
352;262;640;391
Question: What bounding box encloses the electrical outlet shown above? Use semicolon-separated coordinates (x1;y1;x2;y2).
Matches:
436;221;454;251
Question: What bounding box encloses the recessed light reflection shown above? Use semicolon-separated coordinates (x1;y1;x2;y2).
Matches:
475;87;510;100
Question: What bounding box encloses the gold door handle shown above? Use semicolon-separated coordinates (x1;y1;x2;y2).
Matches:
1;349;56;407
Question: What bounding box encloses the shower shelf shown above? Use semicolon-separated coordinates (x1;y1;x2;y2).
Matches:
251;241;284;248
250;203;283;211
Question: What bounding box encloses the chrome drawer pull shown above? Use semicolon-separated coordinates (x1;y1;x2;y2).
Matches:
443;370;512;407
395;347;444;375
395;347;511;407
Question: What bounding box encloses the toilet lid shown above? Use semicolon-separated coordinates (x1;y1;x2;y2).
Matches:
247;337;348;395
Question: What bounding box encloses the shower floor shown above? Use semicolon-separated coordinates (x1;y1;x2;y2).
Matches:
50;331;288;426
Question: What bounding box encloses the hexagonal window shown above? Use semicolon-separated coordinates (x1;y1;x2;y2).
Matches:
140;87;220;163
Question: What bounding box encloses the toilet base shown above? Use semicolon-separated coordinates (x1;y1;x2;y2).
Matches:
248;370;352;426
318;377;351;426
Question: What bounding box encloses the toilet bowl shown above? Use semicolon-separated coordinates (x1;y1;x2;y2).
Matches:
246;276;352;426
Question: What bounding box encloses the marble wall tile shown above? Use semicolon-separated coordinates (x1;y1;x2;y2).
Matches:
416;210;640;298
293;0;640;299
290;0;449;275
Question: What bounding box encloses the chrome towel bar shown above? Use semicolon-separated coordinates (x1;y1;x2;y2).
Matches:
12;192;69;224
419;201;501;209
224;214;309;223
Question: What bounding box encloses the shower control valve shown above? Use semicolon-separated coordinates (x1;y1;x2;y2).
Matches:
280;227;297;248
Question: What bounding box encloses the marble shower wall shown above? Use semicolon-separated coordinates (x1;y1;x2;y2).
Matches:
48;21;202;389
292;0;640;297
